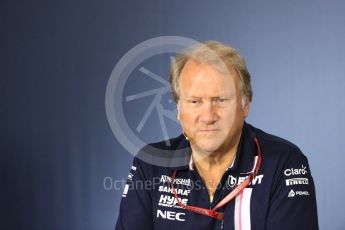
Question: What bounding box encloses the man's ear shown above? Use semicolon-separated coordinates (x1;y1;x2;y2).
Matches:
176;103;180;121
242;97;250;118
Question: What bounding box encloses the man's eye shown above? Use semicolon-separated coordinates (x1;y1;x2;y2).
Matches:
215;98;227;103
190;100;199;104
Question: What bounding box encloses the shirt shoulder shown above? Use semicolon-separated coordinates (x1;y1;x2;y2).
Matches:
132;134;191;176
249;124;306;161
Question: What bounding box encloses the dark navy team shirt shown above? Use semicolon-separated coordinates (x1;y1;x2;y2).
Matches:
115;123;319;230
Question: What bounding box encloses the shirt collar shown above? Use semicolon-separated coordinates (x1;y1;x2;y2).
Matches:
228;122;256;173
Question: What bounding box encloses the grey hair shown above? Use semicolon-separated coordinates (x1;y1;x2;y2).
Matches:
169;41;253;104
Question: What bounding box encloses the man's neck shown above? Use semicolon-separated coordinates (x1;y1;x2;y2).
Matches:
192;146;237;172
191;137;241;197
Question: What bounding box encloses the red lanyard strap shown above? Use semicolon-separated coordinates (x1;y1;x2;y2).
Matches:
171;137;262;221
171;170;225;220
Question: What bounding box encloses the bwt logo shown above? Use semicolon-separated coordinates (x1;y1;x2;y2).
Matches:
157;209;186;222
227;174;264;188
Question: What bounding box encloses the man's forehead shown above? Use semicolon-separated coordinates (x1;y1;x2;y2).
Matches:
180;59;239;81
180;62;238;85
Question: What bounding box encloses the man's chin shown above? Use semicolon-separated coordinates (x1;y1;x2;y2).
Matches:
193;143;222;155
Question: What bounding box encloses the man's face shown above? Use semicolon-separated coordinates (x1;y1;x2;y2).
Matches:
177;60;250;155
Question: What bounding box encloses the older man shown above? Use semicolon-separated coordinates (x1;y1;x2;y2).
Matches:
115;41;318;230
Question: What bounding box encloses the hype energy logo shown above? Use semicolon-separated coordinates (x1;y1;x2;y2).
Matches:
105;36;200;167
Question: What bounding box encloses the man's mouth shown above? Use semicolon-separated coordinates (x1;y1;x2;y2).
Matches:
199;129;220;133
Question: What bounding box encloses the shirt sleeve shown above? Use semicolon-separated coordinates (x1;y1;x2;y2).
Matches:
115;157;153;230
266;148;319;230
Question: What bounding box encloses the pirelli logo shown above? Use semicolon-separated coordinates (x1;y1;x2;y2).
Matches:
285;178;309;186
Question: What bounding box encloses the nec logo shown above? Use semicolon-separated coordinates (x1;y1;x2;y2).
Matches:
157;209;186;221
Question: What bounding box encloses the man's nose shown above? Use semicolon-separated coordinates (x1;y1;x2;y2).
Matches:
199;102;218;124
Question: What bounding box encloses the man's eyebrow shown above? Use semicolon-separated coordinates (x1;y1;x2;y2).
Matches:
210;96;228;98
182;97;200;101
182;95;201;98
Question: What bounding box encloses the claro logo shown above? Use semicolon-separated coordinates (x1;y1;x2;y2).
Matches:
284;165;308;176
